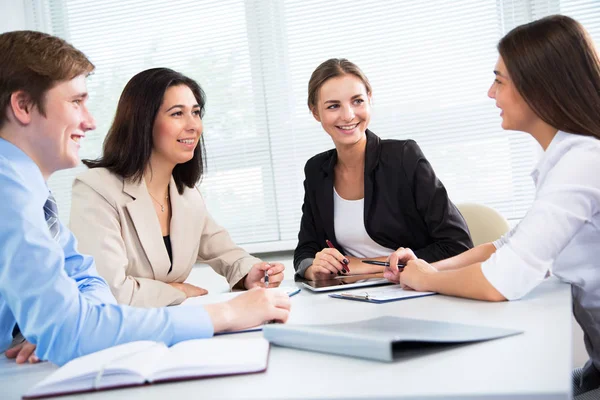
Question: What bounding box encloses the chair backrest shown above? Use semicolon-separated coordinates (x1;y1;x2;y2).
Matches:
456;203;511;247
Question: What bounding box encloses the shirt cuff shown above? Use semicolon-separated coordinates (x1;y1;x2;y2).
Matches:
481;245;547;301
166;305;214;344
295;258;314;278
492;237;504;250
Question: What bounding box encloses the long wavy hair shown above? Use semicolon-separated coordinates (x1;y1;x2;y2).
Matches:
498;15;600;139
84;68;206;194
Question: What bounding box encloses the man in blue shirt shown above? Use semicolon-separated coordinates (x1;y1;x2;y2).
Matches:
0;30;290;366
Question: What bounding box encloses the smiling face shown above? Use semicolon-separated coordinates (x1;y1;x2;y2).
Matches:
312;74;371;146
151;84;202;169
488;56;541;133
27;74;96;177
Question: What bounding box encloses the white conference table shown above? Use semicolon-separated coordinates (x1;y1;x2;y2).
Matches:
3;274;573;400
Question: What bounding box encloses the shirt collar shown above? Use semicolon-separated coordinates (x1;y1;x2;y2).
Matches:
0;138;49;201
530;131;570;186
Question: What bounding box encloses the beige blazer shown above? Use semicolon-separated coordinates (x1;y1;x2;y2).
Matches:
70;168;260;308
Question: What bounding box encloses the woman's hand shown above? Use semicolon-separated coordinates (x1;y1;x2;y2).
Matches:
305;248;349;280
204;287;291;333
168;282;208;298
383;247;417;283
399;259;438;291
244;262;285;289
6;340;39;364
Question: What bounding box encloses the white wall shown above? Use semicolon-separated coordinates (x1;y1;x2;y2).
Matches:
0;1;28;33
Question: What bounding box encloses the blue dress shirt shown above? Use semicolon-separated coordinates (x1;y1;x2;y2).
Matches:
0;138;214;366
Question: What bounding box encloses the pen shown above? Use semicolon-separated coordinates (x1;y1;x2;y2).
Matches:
326;239;350;273
361;260;406;268
264;270;269;288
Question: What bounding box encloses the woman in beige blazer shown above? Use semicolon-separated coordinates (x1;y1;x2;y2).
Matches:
70;68;285;307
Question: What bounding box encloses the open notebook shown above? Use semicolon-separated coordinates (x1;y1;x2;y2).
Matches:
24;337;269;399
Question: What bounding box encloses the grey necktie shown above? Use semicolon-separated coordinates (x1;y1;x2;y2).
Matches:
43;192;60;240
12;192;60;339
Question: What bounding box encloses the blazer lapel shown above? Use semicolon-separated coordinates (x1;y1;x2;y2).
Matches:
363;130;381;229
169;178;200;281
123;178;171;282
318;153;338;248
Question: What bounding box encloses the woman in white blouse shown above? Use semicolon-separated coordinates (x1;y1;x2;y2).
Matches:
384;15;600;397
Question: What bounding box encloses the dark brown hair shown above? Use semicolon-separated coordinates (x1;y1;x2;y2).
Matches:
0;30;94;129
499;15;600;139
83;68;206;194
307;58;372;111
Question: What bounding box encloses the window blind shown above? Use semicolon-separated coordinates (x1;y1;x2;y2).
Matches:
29;0;599;252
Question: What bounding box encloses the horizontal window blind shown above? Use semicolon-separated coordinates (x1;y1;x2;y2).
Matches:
35;0;280;244
267;0;540;243
29;0;599;251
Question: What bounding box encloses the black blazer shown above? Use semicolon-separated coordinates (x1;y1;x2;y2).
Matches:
294;130;473;276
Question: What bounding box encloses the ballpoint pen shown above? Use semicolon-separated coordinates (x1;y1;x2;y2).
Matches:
326;239;350;273
361;260;406;268
264;270;269;288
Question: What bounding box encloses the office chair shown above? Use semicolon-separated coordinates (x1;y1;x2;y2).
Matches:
456;203;511;246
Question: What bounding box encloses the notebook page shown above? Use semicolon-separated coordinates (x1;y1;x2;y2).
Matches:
181;286;299;307
149;337;269;382
181;288;298;334
107;342;169;383
25;341;162;397
342;284;434;301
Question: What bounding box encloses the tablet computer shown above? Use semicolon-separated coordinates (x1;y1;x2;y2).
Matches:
299;273;393;292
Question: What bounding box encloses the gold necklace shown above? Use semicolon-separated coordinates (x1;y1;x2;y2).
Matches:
149;190;169;212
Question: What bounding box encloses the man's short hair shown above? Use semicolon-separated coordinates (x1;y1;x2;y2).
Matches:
0;30;94;129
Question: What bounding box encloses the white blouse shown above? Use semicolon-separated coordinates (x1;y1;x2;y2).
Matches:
481;130;600;371
333;188;396;258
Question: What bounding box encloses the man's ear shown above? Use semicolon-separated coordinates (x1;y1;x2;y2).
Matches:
9;91;34;125
311;106;321;122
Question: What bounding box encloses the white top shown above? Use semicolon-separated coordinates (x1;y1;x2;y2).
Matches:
333;188;396;258
481;130;600;371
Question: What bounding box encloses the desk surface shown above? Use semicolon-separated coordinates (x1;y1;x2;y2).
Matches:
3;271;572;400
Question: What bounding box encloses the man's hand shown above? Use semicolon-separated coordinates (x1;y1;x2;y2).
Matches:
204;287;291;333
5;340;39;364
